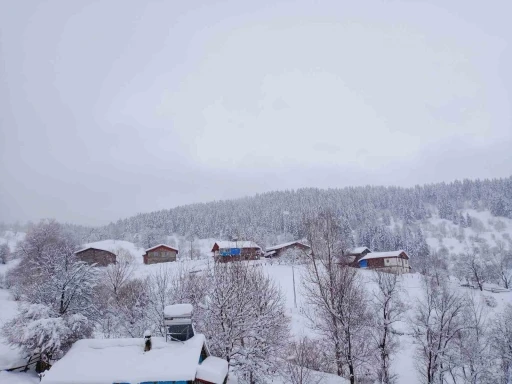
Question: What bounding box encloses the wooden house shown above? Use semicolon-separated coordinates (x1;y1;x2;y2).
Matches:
143;244;179;265
345;246;371;266
74;246;116;266
211;241;262;262
264;240;310;258
358;250;410;274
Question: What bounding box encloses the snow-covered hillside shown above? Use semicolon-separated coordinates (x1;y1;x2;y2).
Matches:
423;209;512;255
0;210;511;384
1;251;509;383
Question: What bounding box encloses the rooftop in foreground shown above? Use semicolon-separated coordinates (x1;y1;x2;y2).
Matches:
41;335;216;384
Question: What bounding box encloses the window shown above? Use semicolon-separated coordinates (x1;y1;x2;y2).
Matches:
167;324;194;342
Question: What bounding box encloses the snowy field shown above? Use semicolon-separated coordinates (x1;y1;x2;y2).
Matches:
1;209;511;384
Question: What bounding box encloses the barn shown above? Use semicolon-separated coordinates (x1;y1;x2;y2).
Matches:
74;246;116;266
358;250;410;274
264;240;310;258
211;241;262;262
345;246;371;266
143;244;179;265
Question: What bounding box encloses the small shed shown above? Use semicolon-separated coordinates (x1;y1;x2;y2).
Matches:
264;240;310;258
74;247;116;267
143;244;179;265
211;241;262;262
358;250;410;274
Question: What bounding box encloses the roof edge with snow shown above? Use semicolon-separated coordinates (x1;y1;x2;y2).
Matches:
145;244;179;253
360;250;407;261
265;240;310;252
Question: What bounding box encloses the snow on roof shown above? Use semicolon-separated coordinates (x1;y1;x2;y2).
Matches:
196;356;229;384
145;243;179;253
74;240;144;257
350;246;371;254
265;240;309;252
360;250;406;261
213;241;261;250
164;303;194;318
41;336;206;384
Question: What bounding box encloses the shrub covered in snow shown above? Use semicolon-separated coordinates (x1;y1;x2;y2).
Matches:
483;295;498;308
2;303;93;359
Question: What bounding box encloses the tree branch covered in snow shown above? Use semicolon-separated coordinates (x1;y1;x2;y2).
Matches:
203;261;289;384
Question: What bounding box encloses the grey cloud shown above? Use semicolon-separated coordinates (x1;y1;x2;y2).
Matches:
1;0;511;225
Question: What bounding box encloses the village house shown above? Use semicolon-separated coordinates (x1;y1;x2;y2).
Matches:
211;240;262;262
345;246;372;266
264;240;310;258
358;250;411;274
74;246;116;266
143;244;179;265
41;304;228;384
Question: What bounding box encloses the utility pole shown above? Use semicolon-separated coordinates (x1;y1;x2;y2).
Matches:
292;262;297;309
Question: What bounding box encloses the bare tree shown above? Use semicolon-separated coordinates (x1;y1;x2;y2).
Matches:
146;264;209;336
103;248;136;297
0;243;10;264
115;277;152;338
455;247;492;291
454;293;493;384
370;271;405;384
203;261;289;384
488;304;512;384
281;336;323;384
418;249;449;286
301;211;373;384
489;241;512;289
411;277;467;384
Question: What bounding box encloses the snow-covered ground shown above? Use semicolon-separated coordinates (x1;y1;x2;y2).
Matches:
0;211;511;384
423;209;512;255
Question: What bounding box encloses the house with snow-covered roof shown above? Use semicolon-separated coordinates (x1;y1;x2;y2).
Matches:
74;240;143;267
41;304;228;384
344;246;372;266
143;244;179;265
211;240;262;262
74;245;117;266
264;240;310;258
358;250;410;274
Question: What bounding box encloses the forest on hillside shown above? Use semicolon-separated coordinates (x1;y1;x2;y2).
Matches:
47;177;512;260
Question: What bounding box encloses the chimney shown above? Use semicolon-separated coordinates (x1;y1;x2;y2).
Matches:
163;304;195;342
143;330;152;352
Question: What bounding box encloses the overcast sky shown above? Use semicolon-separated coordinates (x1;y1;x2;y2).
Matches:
1;0;511;226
